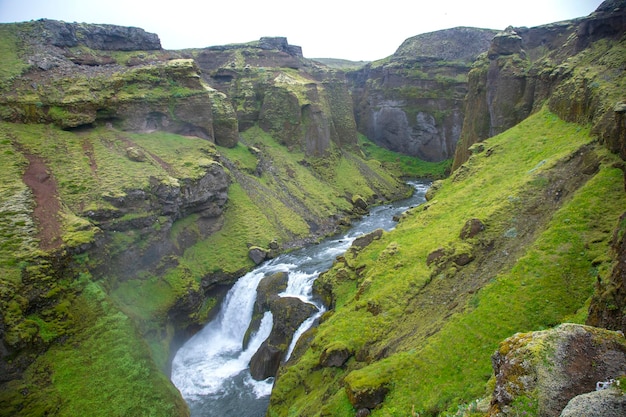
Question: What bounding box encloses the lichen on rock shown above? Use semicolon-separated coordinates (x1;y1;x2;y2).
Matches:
488;323;626;417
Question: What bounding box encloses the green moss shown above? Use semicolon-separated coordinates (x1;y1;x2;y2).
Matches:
268;109;626;416
0;24;29;87
0;283;189;417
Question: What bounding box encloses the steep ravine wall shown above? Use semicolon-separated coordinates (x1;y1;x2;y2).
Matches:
347;27;497;162
189;37;360;158
452;0;626;170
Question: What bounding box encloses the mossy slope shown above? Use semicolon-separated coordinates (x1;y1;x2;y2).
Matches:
267;108;626;416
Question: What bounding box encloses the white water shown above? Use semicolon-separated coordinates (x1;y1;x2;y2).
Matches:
171;181;430;417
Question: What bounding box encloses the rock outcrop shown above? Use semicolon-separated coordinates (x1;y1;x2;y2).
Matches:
452;0;626;170
191;37;358;157
488;324;626;417
348;27;497;162
588;211;626;334
247;272;317;380
39;19;161;51
0;20;240;146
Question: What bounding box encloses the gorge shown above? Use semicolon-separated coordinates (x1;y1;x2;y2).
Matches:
1;1;626;417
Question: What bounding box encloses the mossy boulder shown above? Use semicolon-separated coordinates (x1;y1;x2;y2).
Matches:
319;341;353;368
460;218;485;239
344;373;390;410
248;246;269;265
488;323;626;417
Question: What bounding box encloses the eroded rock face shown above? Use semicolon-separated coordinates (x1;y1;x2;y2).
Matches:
246;272;318;380
453;0;626;170
193;37;357;157
488;323;626;417
587;211;626;334
348;27;497;162
40;19;162;50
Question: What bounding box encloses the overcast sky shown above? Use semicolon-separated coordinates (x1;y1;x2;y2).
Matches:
0;0;604;61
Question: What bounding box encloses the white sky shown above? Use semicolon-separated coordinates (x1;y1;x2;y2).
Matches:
0;0;604;61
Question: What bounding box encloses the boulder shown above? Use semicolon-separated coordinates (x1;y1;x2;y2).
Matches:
488;323;626;417
560;386;626;417
248;246;269;265
352;195;369;213
351;229;383;251
319;342;353;367
426;247;446;266
249;342;283;381
460;218;485;239
345;381;389;410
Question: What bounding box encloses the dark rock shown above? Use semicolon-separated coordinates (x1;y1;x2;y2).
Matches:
249;342;283;381
249;296;317;380
460;218;485;239
255;272;289;312
319;342;353;367
453;253;474;266
351;229;383;250
345;381;389;410
352;195;368;211
248;246;269;265
426;247;446;266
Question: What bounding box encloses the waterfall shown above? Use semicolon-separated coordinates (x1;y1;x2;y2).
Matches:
171;180;430;417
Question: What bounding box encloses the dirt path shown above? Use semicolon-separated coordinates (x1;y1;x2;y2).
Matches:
21;152;63;251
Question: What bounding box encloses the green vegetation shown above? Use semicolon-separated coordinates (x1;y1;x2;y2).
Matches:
0;24;29;87
0;283;189;417
358;134;451;179
268;109;626;416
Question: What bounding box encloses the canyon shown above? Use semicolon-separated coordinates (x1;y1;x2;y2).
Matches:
0;1;625;416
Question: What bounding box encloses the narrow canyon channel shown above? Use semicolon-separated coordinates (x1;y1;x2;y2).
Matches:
170;180;431;417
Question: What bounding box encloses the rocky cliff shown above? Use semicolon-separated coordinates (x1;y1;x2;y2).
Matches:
2;2;626;416
347;27;497;162
452;0;626;170
189;36;358;157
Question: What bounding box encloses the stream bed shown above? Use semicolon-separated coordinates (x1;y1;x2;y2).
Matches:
170;180;430;416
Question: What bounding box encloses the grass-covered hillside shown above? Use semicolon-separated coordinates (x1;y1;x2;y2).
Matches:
267;107;626;416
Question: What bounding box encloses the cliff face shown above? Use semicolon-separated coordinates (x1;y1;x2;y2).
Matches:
0;20;239;145
348;27;497;162
452;0;626;170
191;37;358;157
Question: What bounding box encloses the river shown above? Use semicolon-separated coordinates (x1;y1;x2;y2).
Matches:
170;180;430;417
